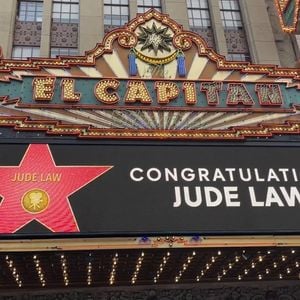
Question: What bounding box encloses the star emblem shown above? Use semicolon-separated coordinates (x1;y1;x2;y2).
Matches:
138;22;172;55
0;144;112;233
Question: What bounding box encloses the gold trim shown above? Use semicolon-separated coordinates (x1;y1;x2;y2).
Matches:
274;0;300;33
0;236;299;252
0;9;300;80
0;116;300;140
134;49;178;65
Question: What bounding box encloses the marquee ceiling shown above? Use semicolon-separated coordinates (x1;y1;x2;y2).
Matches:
0;247;299;290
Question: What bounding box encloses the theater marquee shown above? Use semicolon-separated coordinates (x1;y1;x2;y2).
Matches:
0;142;300;236
0;10;300;140
1;10;300;238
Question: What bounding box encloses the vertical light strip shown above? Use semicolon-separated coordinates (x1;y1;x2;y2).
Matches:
5;255;22;288
33;254;46;287
60;254;69;286
196;252;219;282
153;252;170;283
87;253;92;286
109;253;118;285
131;252;145;284
174;251;196;283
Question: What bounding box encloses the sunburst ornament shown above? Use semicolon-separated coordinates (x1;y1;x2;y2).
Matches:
138;22;173;55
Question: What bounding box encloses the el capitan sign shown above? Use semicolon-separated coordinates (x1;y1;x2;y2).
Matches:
16;77;287;109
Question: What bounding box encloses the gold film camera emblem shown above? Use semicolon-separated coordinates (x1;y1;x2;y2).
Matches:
22;189;49;214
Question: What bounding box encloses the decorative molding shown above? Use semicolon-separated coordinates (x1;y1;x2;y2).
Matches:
190;27;215;48
51;23;78;48
0;116;300;140
0;9;298;79
13;21;42;46
224;29;249;54
274;0;300;33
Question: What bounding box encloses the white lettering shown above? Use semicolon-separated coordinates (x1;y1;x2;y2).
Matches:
181;168;195;182
147;168;161;182
267;169;280;182
173;186;182;207
280;186;300;206
165;168;178;182
292;169;299;181
130;168;144;182
213;169;226;182
183;186;202;207
205;187;223;207
265;187;284;207
249;186;264;207
224;186;240;207
239;168;251;182
278;168;289;182
225;168;236;181
254;168;265;182
198;168;210;181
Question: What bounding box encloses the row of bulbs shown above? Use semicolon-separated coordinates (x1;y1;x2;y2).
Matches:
4;249;298;287
131;252;145;284
153;252;171;283
5;256;22;288
33;255;46;287
175;251;197;283
109;253;119;285
60;255;69;286
197;254;220;282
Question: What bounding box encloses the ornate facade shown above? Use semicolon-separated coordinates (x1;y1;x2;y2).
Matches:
0;1;300;296
0;0;299;66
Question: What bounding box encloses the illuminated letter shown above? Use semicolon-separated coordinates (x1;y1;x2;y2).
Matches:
183;82;197;105
32;77;55;101
130;168;144;182
255;84;283;106
226;83;254;106
61;79;81;102
201;82;222;106
95;79;120;104
124;81;152;104
155;81;179;104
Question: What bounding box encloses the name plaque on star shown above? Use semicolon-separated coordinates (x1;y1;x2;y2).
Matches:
1;142;300;237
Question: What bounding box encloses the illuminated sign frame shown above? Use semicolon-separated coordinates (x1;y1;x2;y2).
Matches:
0;141;300;237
